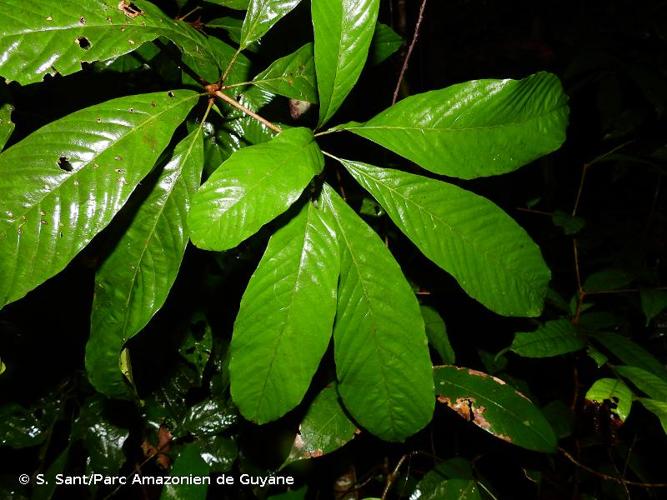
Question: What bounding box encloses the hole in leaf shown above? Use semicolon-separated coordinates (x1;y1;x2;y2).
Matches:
57;156;73;172
76;37;91;50
167;91;175;98
118;1;143;18
79;16;86;24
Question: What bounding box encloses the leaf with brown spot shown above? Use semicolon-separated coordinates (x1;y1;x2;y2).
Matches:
434;365;556;452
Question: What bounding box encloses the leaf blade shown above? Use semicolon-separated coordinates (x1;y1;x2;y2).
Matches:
0;90;198;308
230;201;339;422
320;184;434;442
342;160;550;317
510;319;585;358
240;0;302;48
253;43;317;103
312;0;380;126
85;128;204;398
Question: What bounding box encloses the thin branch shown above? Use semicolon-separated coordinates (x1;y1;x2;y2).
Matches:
392;0;429;104
213;90;282;133
382;453;413;499
516;207;553;217
559;447;667;488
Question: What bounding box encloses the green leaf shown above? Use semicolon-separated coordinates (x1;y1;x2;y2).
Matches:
284;385;357;465
86;128;204;398
206;0;249;9
240;0;302;48
583;269;633;293
0;90;198;308
253;44;317;103
412;477;481;500
0;1;219;85
31;445;70;500
160;443;209;500
616;365;667;400
421;306;455;364
0;103;14;150
179;313;214;384
342;160;550;317
179;399;238;437
230;202;339;422
320;184;434;442
510;319;584;358
585;378;633;422
541;400;574;439
587;346;608;368
188;127;323;251
552;210;585;235
312;0;380;126
640;288;667;326
369;23;403;66
0;401;57;448
434;366;557;452
199;435;237;473
340;72;569;179
590;332;667;380
206;17;257;52
72;397;128;474
638;399;667;433
185;36;249;86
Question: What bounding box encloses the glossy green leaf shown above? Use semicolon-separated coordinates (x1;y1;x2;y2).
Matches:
199;435;238;473
0;103;13;150
179;313;213;383
188;127;323;251
240;0;302;48
0;1;218;85
587;345;608;368
510;319;584;357
412;477;481;500
369;23;403;66
340;72;568;179
0;90;198;308
206;0;249;9
312;0;380;126
616;366;667;400
585;378;633;422
86;128;204;398
638;399;667;433
342;160;550;317
206;17;250;50
160;443;209;500
184;36;249;86
320;184;434;442
640;288;667;326
72;397;128;474
180;399;238;437
0;402;56;448
284;385;357;465
583;269;633;293
434;366;557;452
421;306;455;364
253;44;317;103
230;202;339;422
590;332;667;380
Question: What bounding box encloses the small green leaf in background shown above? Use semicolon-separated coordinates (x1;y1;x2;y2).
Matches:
590;332;667;380
369;23;403;66
284;385;357;466
585;378;633;422
434;366;557;452
510;319;584;357
312;0;380;126
0;103;14;150
541;400;574;439
638;399;667;433
72;397;128;474
0;1;218;85
206;0;249;9
412;461;480;500
421;306;455;364
615;365;667;400
583;269;634;293
32;445;70;500
321;185;434;442
86;127;204;398
188;127;323;251
160;443;209;500
240;0;303;48
179;399;238;437
587;346;608;368
179;314;214;384
231;202;339;423
253;44;317;103
640;288;667;326
342;160;550;317
552;210;585;235
0;90;198;309
0;402;56;448
207;17;244;44
340;72;568;179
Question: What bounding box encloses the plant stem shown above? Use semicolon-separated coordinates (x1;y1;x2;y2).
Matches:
392;0;429;104
213;90;282;134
